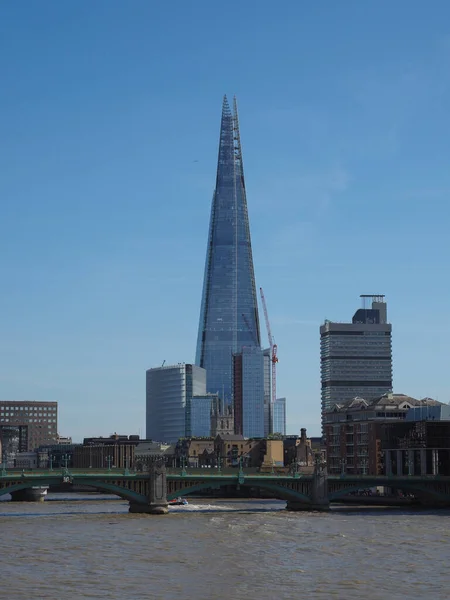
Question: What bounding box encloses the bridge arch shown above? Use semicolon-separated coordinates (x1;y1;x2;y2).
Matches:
167;479;312;504
0;479;147;505
329;481;449;503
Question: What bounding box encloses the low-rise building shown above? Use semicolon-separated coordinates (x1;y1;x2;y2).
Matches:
283;429;315;470
13;452;38;469
324;393;442;475
175;438;216;468
37;443;78;469
74;434;137;469
214;434;259;467
382;413;450;476
134;440;175;469
259;439;284;470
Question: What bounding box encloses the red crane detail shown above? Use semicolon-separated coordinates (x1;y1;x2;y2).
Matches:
260;287;278;406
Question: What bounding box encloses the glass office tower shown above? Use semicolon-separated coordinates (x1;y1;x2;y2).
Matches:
196;96;261;405
272;398;286;436
146;364;206;443
233;346;265;438
186;394;218;438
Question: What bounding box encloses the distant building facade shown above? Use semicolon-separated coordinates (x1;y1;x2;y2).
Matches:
146;364;206;443
134;440;174;468
272;398;286;436
233;346;265;438
324;393;440;475
382;408;450;476
186;394;218;438
320;295;392;434
263;348;271;436
0;401;58;458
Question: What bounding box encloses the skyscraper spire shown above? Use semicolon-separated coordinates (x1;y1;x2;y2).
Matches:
196;96;261;405
222;94;231;117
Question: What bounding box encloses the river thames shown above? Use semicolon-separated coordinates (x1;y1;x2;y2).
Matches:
0;494;449;599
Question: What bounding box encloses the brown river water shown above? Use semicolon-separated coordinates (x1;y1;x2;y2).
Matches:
0;493;449;599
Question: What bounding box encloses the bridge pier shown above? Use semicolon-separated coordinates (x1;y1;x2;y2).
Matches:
287;454;330;512
129;458;168;515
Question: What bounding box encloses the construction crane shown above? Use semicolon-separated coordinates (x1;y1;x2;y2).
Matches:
260;287;278;405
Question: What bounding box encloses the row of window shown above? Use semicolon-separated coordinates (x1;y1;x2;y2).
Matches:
0;407;56;413
0;418;56;424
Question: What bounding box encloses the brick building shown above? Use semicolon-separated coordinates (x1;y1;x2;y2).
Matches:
0;401;58;458
324;393;441;475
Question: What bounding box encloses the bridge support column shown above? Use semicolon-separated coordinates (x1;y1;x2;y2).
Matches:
309;457;330;511
287;455;330;512
420;449;427;475
385;450;393;476
129;458;168;515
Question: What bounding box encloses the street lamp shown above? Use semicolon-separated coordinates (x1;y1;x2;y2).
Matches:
406;453;413;476
180;455;187;476
1;454;6;477
49;455;56;471
341;458;346;476
61;454;71;469
105;456;113;471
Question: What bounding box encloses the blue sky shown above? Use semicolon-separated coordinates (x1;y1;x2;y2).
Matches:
1;1;450;441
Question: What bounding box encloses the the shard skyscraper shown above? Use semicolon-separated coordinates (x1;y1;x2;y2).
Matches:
196;95;261;407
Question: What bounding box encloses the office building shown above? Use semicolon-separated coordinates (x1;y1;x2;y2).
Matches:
320;294;392;434
263;348;271;436
146;364;206;443
186;393;218;438
233;346;265;438
196;95;261;405
272;397;286;436
0;401;58;458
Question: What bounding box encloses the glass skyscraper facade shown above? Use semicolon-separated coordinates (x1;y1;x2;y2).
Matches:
186;394;218;438
272;398;286;436
146;364;206;443
233;346;265;438
263;348;271;437
196;96;261;405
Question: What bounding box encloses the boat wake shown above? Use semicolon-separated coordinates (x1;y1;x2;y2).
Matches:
168;502;236;513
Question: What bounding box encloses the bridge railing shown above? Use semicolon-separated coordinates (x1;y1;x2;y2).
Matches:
165;467;293;477
0;468;135;477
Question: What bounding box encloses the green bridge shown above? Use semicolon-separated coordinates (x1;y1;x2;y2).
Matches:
1;463;450;513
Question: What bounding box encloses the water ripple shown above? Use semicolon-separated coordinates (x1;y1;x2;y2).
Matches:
1;495;450;599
